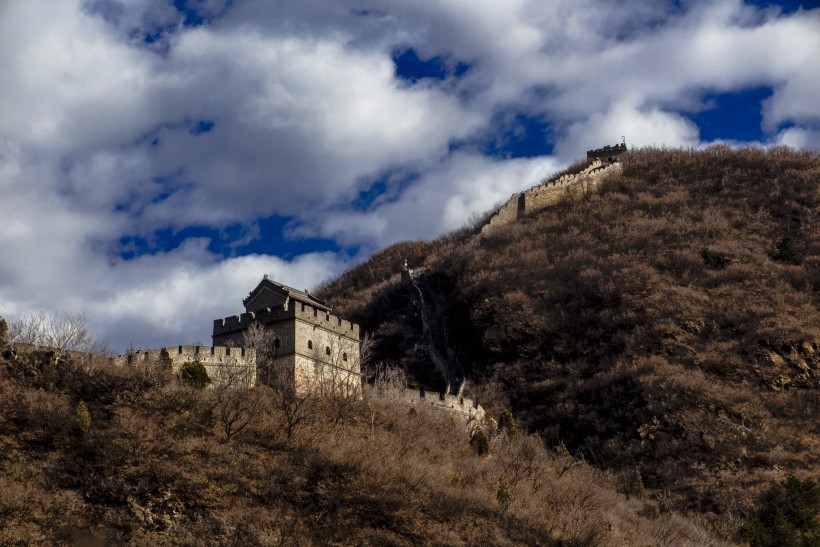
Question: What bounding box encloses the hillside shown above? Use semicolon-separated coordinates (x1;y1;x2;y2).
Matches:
0;345;726;545
1;146;817;545
315;146;820;531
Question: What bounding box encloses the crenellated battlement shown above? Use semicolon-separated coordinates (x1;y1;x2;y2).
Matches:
401;387;485;424
213;299;359;340
211;277;362;396
587;141;627;161
115;345;258;386
481;146;625;236
115;344;256;364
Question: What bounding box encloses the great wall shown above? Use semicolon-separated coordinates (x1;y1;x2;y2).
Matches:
115;345;258;385
402;266;465;397
400;387;485;425
387;143;628;426
213;297;360;343
481;142;626;235
110;143;625;429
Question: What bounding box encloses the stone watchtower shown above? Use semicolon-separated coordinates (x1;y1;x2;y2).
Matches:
213;277;361;397
586;139;628;164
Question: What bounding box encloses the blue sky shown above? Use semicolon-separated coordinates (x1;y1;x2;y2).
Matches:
0;0;818;351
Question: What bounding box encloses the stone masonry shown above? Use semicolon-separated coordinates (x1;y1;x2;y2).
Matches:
481;143;626;236
116;278;361;396
115;345;257;387
402;388;485;427
213;277;362;397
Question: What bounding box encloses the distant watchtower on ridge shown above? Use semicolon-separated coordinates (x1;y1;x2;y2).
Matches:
587;138;628;164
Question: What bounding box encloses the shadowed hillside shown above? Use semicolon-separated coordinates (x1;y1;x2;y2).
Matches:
315;146;820;535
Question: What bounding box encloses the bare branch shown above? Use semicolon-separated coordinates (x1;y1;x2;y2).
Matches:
9;312;106;354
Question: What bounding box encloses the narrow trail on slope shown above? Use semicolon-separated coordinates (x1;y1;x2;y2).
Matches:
407;269;464;396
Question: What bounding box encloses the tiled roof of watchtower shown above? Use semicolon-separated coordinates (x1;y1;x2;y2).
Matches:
243;276;332;312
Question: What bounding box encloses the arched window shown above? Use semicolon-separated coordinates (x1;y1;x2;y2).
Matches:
325;346;331;356
342;352;348;361
308;340;313;350
273;338;280;349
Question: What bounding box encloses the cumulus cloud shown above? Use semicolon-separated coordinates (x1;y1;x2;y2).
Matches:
775;127;820;149
291;152;561;249
0;206;347;351
89;249;346;351
555;103;701;160
0;0;817;350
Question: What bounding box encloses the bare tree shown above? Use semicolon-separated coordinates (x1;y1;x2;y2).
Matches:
0;316;9;348
301;331;374;433
241;321;270;352
309;331;370;400
211;359;262;442
8;313;46;346
119;348;174;406
9;312;107;354
270;362;315;441
368;362;408;398
243;321;315;441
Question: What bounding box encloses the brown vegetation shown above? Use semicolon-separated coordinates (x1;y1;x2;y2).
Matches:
2;146;816;543
316;146;820;539
0;347;720;544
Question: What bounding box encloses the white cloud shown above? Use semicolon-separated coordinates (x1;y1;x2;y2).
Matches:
775;127;820;149
0;1;157;153
89;249;346;351
0;213;347;351
141;28;484;225
555;102;701;159
294;152;561;249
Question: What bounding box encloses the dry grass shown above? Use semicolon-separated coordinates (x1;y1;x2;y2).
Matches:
0;346;726;545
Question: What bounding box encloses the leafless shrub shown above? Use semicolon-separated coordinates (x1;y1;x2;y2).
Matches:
9;312;108;355
211;360;264;441
118;352;173;406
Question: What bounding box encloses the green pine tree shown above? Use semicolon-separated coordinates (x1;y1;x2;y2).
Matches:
74;400;91;433
179;359;211;389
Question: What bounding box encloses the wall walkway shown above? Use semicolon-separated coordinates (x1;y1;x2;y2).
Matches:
481;160;623;235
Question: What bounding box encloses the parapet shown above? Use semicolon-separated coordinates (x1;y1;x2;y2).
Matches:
480;192;525;235
402;387;485;422
293;303;360;338
481;161;622;236
115;344;256;366
213;299;360;340
586;142;627;161
213;301;293;336
115;344;258;386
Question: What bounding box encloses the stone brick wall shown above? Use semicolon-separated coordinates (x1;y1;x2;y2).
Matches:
401;388;485;423
481;160;622;235
115;345;257;386
522;161;622;214
587;142;627;161
212;298;362;397
481;192;525;234
213;299;360;343
294;319;361;397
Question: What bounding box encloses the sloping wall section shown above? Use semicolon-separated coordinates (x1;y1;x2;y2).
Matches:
481;159;623;235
